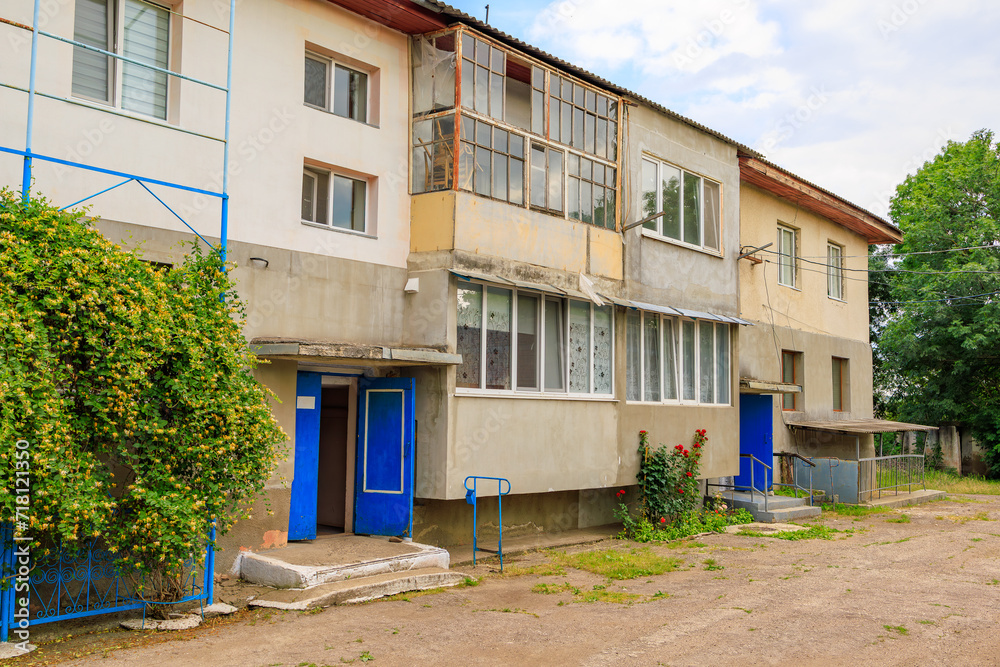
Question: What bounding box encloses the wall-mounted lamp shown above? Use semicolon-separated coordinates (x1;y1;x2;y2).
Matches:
249;257;269;269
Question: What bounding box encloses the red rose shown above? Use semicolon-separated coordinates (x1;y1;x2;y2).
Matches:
678;488;684;494
683;450;689;456
693;443;701;448
686;472;693;477
675;444;683;450
639;430;647;435
660;517;666;523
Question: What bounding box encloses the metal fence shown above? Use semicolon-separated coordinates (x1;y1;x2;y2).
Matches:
1;525;214;642
858;454;925;503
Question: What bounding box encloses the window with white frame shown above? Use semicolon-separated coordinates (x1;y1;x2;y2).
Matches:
640;157;721;251
301;166;367;233
456;282;613;395
777;225;798;287
304;52;369;123
827;242;844;300
72;0;172;120
626;311;730;405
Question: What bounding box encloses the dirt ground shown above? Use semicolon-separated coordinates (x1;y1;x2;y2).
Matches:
10;494;1000;666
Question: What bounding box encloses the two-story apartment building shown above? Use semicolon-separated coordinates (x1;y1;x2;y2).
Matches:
5;0;905;564
736;156;905;493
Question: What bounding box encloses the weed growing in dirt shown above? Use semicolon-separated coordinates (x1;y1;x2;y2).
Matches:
925;470;1000;495
886;514;911;523
703;559;724;571
883;625;909;636
550;547;683;580
496;562;567;577
822;503;892;517
735;525;843;541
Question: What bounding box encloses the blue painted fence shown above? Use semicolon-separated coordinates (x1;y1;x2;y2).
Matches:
1;524;214;642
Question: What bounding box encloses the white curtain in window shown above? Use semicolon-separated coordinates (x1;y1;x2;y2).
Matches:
626;311;641;401
568;301;591;393
593;305;612;394
643;314;660;402
485;288;512;390
662;318;678;400
715;323;730;404
699;321;715;403
122;0;170;120
682;320;696;401
456;285;483;388
543;299;565;391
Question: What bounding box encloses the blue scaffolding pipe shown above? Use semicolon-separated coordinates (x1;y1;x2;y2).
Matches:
136;181;214;249
59;178;134;211
39;30;229;93
21;0;41;206
0;146;224;200
0;82;226;143
8;0;234;262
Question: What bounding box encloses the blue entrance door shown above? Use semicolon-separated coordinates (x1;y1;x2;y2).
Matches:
736;393;773;492
289;371;322;540
354;377;415;537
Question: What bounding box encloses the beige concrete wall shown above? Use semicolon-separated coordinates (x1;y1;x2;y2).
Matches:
410;191;624;280
1;0;412;269
739;184;870;343
623;105;741;314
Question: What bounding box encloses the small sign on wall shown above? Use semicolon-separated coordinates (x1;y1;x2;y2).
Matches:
296;395;316;410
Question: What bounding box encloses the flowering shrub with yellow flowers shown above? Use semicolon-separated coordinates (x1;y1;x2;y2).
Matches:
0;190;285;605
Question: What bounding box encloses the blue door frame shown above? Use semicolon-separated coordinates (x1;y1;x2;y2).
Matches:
736;393;773;491
354;377;415;537
289;371;322;541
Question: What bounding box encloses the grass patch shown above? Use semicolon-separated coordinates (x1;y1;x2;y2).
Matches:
773;486;812;499
925;469;1000;495
735;524;843;541
883;624;909;636
530;581;643;605
379;587;447;603
497;562;567;577
703;558;724;571
550;547;683;580
886;514;911;523
822;503;892;517
474;607;539;617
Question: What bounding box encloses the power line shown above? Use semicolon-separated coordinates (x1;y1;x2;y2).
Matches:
788;243;1000;260
759;248;1000;276
869;289;1000;305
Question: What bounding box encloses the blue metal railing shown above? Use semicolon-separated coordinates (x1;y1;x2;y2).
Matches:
464;476;511;572
1;525;214;642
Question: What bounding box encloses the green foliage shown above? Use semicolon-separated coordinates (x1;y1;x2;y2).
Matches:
0;190;285;600
550;547;683;580
636;429;704;523
877;130;1000;473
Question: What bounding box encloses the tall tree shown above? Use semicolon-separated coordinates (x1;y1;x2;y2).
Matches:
881;130;1000;472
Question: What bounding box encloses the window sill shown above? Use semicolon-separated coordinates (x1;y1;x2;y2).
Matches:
301;220;376;239
69;95;177;130
454;390;618;402
304;103;379;129
778;283;802;292
639;228;723;258
828;296;847;304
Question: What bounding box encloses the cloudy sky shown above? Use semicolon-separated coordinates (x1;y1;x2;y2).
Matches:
447;0;999;219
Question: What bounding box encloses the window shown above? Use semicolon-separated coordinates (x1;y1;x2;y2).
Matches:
781;350;802;410
832;357;849;411
567;154;616;229
72;0;171;120
411;33;456;115
777;226;798;287
640;157;721;251
460;33;505;121
827;243;844;300
626;311;730;405
530;143;563;213
456;282;612;395
413;115;455;194
304;53;368;122
301;166;367;233
458;116;525;204
548;74;618;160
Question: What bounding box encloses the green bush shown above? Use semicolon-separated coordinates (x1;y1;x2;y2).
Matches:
0;190;285;604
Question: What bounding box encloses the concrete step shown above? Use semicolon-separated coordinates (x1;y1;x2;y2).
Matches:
248;567;469;610
752;505;823;523
237;540;450;589
726;493;815;511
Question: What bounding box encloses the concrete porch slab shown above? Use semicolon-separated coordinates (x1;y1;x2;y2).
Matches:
861;489;946;509
248;567;469;610
236;535;450;589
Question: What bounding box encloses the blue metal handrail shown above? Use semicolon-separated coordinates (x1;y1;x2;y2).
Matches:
464;476;511;572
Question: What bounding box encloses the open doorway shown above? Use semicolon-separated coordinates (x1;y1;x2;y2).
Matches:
317;385;350;534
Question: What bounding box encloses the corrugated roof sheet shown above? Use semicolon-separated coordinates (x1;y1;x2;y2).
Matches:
787;419;937;434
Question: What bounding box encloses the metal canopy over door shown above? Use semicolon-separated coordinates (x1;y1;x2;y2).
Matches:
354;377;415;537
289;371;322;541
736;393;773;491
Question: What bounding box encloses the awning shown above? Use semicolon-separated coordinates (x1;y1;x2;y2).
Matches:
786;419;938;435
740;378;801;394
631;302;753;325
450;269;597;303
251;338;462;367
